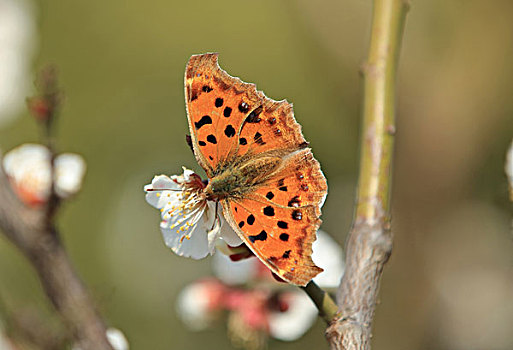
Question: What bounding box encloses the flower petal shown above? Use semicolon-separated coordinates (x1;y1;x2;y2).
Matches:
219;218;243;247
2;143;51;203
212;251;257;285
268;291;318;341
312;230;345;288
105;328;129;350
217;207;243;246
176;279;225;331
54;153;86;198
160;213;210;259
206;216;222;255
144;175;181;209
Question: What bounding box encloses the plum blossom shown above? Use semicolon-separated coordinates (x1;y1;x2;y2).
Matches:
267;291;318;341
144;168;242;259
177;230;344;345
2;143;86;206
176;277;318;344
175;278;226;331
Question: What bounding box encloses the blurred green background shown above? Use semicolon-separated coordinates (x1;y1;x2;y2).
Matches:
1;0;513;349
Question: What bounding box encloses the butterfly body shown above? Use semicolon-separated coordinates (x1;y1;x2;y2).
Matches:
204;153;284;201
185;53;327;286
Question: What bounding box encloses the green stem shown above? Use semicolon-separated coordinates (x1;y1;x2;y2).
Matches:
326;0;409;349
301;281;338;324
356;0;408;223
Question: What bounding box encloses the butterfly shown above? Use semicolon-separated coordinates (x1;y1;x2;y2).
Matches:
184;53;327;286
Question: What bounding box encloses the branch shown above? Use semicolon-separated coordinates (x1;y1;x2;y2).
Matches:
5;308;67;350
326;0;409;349
0;164;113;350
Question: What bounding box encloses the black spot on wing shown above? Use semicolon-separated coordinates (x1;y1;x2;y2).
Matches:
206;135;217;144
263;206;275;216
194;115;212;129
249;230;267;243
224;125;236;138
277;221;288;229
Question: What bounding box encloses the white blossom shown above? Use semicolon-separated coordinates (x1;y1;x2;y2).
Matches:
311;230;345;288
144;168;241;259
268;291;318;341
175;279;224;331
2;143;86;205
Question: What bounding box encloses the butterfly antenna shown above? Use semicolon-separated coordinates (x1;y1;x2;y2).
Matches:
145;188;182;192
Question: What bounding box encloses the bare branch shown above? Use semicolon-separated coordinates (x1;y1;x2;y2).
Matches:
326;0;409;348
0;163;113;350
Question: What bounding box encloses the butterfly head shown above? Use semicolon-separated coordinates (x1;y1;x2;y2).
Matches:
203;172;237;201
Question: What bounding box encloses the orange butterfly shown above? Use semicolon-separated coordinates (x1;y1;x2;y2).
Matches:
184;53;327;286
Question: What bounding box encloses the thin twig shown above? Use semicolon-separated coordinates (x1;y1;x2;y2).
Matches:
326;0;409;349
301;281;339;324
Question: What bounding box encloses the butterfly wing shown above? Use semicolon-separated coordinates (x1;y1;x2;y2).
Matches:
222;149;327;286
185;53;306;176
